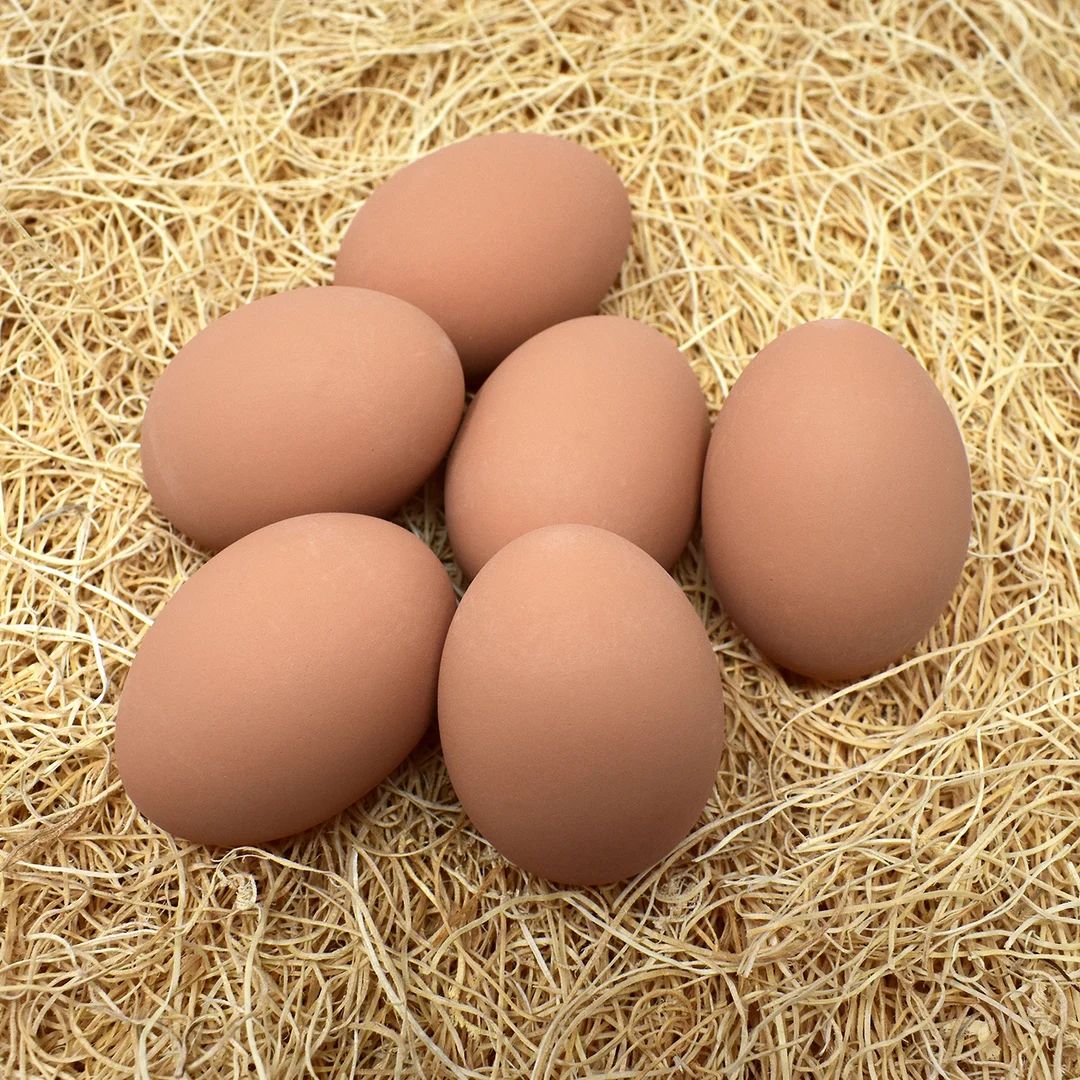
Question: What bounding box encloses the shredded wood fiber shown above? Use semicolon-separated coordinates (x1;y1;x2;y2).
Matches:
1;1;1078;1077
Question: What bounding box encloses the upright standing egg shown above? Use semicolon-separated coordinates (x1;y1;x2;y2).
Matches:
445;315;709;579
116;513;456;846
333;133;633;382
701;319;971;682
141;287;464;551
438;524;725;886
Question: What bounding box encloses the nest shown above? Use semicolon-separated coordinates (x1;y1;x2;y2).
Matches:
2;1;1078;1076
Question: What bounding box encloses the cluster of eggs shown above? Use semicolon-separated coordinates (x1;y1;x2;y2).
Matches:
116;133;971;886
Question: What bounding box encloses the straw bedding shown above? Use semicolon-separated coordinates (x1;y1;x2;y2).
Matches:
2;1;1078;1076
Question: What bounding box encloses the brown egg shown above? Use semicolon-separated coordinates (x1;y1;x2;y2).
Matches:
116;514;456;846
333;133;632;382
141;287;464;551
445;315;709;579
701;319;971;683
438;525;725;886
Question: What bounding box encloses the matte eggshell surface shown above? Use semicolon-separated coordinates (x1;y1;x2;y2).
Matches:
141;287;464;551
444;315;709;579
438;524;725;886
701;319;971;683
116;514;456;847
333;133;632;382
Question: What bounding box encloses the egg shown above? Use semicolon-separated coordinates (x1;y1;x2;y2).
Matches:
116;514;456;846
445;315;709;579
333;133;632;382
701;319;971;683
141;287;464;551
438;524;725;886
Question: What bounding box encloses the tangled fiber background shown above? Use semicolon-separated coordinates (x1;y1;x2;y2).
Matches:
2;1;1078;1077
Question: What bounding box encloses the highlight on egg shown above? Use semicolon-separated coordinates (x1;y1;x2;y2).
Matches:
701;318;971;683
